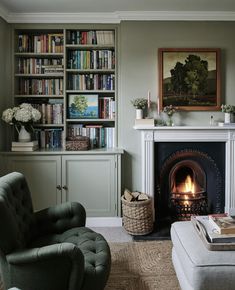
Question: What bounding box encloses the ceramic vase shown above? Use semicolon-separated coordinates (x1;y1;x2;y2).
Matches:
136;109;143;119
224;113;233;123
18;125;31;142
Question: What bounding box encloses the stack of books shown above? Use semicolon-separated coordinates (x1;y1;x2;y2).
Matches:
11;141;39;152
192;214;235;243
134;118;155;127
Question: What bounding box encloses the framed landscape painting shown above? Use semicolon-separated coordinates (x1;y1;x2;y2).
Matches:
68;94;99;119
158;48;221;111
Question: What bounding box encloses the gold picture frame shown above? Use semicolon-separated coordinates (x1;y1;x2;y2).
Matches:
158;48;221;111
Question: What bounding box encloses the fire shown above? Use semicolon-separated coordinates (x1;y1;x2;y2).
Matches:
183;194;189;206
177;175;195;194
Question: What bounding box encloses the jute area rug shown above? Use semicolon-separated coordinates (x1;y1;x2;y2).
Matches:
105;241;180;290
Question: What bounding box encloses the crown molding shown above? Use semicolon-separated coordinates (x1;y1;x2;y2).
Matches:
118;11;235;21
0;3;9;21
2;10;235;23
6;12;121;23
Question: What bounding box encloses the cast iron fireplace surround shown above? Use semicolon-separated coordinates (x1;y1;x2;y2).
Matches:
155;142;225;224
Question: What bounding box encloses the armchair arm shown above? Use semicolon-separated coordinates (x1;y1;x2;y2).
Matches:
34;202;86;236
6;243;84;290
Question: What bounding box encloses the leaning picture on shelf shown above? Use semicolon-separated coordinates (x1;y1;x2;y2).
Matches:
68;94;99;119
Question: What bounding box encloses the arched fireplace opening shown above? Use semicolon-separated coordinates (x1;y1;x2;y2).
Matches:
169;160;207;220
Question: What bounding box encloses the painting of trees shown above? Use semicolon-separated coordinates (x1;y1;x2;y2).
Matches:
159;48;220;111
73;95;88;114
68;94;98;118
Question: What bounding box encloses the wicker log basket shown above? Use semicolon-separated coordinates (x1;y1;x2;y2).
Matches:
121;190;153;235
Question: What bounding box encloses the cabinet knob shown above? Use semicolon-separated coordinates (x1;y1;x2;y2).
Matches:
62;185;68;190
56;185;62;190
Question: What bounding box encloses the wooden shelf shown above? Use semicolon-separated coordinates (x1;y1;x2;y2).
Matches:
66;119;115;122
15;74;63;78
66;90;115;93
66;44;114;49
14;52;64;57
14;95;64;98
66;69;115;73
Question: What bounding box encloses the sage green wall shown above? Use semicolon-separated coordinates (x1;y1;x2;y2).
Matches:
119;21;235;191
0;17;11;151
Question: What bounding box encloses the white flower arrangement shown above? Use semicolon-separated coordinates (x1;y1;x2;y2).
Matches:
221;104;235;113
131;98;148;110
163;105;177;117
2;103;41;132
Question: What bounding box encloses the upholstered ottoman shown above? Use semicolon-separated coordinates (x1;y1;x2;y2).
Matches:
171;221;235;290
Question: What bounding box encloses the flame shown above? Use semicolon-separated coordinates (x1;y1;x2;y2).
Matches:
183;194;189;206
177;175;195;193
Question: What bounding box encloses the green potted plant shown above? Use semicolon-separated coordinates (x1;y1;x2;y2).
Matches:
221;104;235;123
131;98;148;119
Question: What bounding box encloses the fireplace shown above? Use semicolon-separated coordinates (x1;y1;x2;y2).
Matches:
155;142;225;223
135;126;235;229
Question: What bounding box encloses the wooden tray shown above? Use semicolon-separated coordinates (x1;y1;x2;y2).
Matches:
191;217;235;251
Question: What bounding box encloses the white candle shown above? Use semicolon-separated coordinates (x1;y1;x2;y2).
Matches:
147;91;151;109
157;96;160;115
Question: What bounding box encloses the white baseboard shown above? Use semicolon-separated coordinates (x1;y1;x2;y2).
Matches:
86;217;122;227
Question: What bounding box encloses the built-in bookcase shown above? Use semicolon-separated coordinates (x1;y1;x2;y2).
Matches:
13;29;65;149
65;29;116;149
13;27;117;150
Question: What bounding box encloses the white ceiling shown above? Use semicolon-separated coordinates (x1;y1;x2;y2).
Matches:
1;0;235;13
1;0;235;23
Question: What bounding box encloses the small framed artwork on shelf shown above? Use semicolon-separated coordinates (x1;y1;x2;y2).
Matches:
158;48;221;111
68;94;99;119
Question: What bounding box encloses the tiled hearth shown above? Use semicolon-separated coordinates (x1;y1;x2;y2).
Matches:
134;126;235;219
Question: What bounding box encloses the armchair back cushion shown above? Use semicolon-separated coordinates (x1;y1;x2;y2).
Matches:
0;172;34;254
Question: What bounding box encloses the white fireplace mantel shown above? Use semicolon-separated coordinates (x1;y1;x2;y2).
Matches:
134;126;235;214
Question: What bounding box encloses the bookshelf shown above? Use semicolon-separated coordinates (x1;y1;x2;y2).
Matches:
3;26;122;218
13;29;65;149
65;29;116;150
13;28;117;150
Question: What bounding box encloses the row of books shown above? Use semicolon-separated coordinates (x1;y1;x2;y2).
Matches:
67;30;115;45
18;78;63;95
67;74;115;91
68;124;115;148
35;128;64;149
16;58;63;74
18;33;64;53
32;102;63;124
67;50;115;70
192;214;235;243
99;97;115;119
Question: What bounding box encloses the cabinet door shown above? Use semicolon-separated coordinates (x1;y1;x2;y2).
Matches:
7;155;61;211
62;155;117;217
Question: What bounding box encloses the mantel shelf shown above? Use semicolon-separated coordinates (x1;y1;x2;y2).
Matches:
134;125;235;130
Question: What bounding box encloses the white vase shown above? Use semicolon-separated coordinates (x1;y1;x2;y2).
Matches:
136;109;143;119
224;113;233;123
18;125;31;142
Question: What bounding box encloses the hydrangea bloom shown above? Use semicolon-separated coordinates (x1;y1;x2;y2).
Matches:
1;103;41;132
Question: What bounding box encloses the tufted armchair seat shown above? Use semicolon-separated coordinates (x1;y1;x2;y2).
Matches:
0;172;111;290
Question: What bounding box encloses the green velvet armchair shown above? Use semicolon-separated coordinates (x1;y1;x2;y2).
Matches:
0;172;111;290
